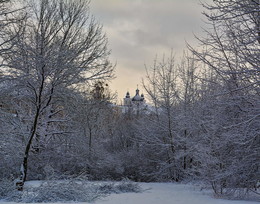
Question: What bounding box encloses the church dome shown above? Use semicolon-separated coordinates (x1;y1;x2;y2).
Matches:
132;94;142;101
126;91;130;98
132;88;142;101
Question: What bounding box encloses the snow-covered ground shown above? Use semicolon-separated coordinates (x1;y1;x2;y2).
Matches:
94;183;259;204
1;182;259;204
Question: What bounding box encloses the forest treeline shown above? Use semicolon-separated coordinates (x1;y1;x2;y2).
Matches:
0;0;259;197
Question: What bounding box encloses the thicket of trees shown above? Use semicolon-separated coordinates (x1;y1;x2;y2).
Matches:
0;0;259;198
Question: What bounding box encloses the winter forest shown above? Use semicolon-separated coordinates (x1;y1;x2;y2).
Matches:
0;0;259;203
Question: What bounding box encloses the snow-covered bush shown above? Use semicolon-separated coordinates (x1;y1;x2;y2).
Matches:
0;179;15;197
1;180;141;203
98;179;142;194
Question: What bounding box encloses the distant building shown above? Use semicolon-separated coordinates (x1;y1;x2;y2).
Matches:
124;88;145;107
122;88;146;116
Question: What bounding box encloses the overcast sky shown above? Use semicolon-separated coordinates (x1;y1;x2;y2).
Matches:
90;0;209;103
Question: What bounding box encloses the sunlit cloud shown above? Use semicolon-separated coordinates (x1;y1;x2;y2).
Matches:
90;0;208;102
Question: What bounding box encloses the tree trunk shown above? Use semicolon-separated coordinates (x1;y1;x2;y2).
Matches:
16;107;41;190
16;66;45;191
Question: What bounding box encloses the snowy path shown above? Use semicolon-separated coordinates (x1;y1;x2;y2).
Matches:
95;183;259;204
0;182;259;204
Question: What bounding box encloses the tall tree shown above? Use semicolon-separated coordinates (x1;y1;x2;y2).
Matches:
0;0;114;190
188;0;260;195
142;53;181;181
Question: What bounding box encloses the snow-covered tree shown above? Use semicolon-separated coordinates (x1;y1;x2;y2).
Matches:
0;0;26;182
188;0;260;195
141;53;183;181
0;0;114;190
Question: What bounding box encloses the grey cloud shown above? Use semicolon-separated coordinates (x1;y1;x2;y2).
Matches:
90;0;207;99
93;0;204;49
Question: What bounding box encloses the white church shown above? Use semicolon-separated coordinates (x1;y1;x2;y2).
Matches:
122;88;147;115
123;88;145;106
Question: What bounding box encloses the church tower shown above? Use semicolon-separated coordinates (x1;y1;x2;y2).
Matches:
124;91;131;106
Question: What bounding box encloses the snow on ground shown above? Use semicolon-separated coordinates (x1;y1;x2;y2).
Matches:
0;182;259;204
94;183;259;204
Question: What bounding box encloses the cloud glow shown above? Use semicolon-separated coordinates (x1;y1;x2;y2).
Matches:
91;0;208;102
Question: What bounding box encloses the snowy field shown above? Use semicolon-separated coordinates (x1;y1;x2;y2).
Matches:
0;182;259;204
94;183;260;204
